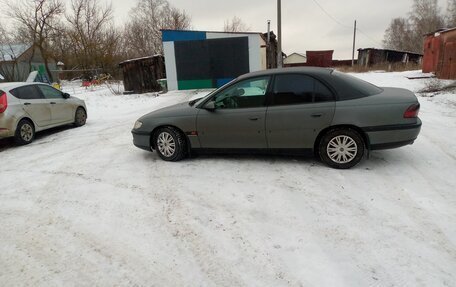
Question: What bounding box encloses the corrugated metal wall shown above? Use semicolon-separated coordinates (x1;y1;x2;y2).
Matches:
162;30;265;91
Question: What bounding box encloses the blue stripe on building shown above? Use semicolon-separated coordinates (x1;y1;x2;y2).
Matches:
216;78;234;88
162;30;206;42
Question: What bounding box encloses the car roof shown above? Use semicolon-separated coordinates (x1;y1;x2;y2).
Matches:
238;67;334;80
0;82;49;91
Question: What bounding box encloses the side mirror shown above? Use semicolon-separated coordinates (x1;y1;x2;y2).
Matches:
233;88;245;97
63;93;70;99
204;101;216;111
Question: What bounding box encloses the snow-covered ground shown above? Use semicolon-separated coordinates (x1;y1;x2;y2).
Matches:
0;71;455;286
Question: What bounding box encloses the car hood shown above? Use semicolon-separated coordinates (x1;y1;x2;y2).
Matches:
140;101;198;120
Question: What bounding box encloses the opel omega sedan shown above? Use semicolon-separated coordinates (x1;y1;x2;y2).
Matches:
132;67;421;169
0;82;87;145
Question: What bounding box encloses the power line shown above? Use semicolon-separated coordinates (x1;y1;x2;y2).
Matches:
311;0;383;47
311;0;351;29
356;27;384;47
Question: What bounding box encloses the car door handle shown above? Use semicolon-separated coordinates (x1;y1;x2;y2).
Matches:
24;102;31;105
50;102;56;104
249;117;260;121
311;113;323;118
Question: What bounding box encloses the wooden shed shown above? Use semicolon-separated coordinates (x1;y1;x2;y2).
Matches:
358;48;422;67
423;28;456;80
119;55;165;94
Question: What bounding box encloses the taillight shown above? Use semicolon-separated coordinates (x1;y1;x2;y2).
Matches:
404;103;420;118
0;91;7;113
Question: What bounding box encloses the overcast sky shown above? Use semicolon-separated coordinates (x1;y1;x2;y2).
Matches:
111;0;451;59
2;0;449;59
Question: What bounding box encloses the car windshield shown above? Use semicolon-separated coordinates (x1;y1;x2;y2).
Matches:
189;78;238;107
332;71;383;96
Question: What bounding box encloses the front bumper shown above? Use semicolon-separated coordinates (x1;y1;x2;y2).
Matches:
131;130;152;151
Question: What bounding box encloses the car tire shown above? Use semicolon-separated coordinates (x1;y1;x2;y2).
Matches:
153;127;186;161
74;107;87;127
14;119;35;145
319;128;365;169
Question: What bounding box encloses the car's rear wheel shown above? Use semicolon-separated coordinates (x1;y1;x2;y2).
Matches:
74;107;87;127
153;127;186;161
319;128;365;169
14;119;35;145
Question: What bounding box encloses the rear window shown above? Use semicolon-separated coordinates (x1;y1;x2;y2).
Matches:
10;85;43;100
331;71;383;100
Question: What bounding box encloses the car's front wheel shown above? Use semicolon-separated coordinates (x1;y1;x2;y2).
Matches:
74;107;87;127
319;128;365;169
153;127;186;161
14;119;35;145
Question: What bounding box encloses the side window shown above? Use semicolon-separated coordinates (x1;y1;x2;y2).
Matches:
38;85;63;99
10;85;43;100
314;80;334;102
212;76;270;109
272;74;334;106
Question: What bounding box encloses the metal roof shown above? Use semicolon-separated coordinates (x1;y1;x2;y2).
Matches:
357;48;423;56
0;44;30;61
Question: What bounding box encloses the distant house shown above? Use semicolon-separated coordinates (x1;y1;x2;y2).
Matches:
283;50;334;68
283;52;307;66
161;29;278;91
119;55;166;94
0;44;56;82
423;27;456;80
357;48;422;67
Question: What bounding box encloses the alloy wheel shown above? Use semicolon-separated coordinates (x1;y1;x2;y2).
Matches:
326;135;358;164
157;132;176;157
20;123;34;142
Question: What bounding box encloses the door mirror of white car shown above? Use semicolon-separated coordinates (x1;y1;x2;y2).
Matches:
63;93;70;99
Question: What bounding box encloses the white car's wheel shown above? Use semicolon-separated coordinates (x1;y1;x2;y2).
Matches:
14;119;35;145
74;107;87;127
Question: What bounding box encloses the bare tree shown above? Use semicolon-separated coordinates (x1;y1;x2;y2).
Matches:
383;18;415;51
223;16;250;32
66;0;120;73
447;0;456;27
5;0;64;82
383;0;444;53
123;0;191;58
0;23;16;81
409;0;444;52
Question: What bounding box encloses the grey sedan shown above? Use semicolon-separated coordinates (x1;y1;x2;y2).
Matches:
132;67;421;169
0;82;87;145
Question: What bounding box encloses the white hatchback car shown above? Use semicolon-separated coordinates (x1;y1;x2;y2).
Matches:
0;82;87;145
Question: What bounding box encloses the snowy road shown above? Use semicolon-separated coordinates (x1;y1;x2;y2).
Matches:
1;71;455;286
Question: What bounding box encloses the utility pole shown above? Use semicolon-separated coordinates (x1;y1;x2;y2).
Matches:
277;0;283;68
352;20;357;67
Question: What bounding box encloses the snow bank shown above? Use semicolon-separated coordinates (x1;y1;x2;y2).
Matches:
0;71;455;286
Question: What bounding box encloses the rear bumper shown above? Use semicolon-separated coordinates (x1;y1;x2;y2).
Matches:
132;130;152;151
363;119;422;150
0;128;13;139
